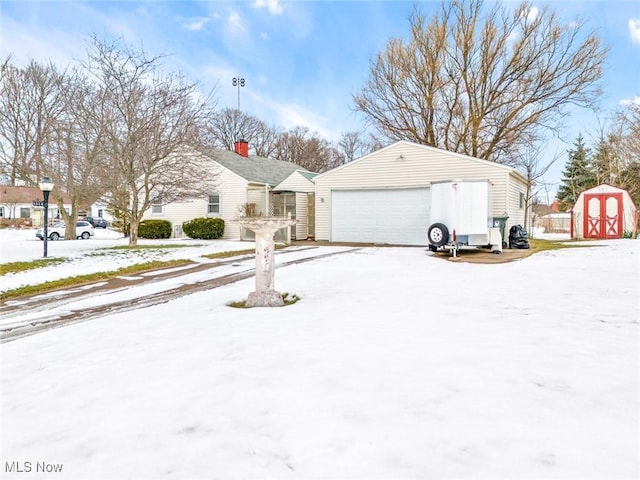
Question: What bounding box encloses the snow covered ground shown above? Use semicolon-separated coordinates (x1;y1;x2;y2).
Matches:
0;228;259;295
1;229;639;479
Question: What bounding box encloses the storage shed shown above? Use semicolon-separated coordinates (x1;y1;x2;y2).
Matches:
571;184;638;239
314;141;529;246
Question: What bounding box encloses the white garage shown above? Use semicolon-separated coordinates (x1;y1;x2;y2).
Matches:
314;141;530;246
331;187;431;245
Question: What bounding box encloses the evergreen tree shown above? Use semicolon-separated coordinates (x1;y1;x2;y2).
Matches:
556;134;596;211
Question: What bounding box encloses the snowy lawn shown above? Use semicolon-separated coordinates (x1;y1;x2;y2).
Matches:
1;232;639;479
0;228;256;294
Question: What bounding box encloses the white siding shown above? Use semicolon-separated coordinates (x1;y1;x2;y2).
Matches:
294;192;309;240
143;163;249;240
506;172;527;231
315;142;523;242
274;171;315;193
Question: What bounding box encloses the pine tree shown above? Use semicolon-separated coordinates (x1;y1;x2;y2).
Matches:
556;134;596;211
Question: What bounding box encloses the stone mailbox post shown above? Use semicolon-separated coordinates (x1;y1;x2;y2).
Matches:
237;217;297;307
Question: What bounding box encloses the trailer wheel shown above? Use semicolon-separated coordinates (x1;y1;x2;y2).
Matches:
427;223;449;247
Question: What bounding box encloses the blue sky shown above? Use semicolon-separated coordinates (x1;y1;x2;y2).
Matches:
1;0;639;194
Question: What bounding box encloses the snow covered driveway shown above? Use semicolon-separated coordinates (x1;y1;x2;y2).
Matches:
1;239;639;479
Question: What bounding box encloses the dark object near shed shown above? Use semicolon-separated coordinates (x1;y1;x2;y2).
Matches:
509;225;530;249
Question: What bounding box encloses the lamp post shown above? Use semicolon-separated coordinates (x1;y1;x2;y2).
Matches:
232;76;245;110
38;176;55;258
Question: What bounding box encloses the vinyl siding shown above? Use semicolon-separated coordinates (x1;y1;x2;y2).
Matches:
142;163;249;239
314;141;523;241
294;192;308;240
506;172;527;231
274;171;315;193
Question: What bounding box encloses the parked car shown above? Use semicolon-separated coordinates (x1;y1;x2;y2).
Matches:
36;221;95;240
81;216;108;228
93;217;109;228
80;216;96;227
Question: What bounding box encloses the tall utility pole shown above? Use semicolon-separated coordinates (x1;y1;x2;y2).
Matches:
232;77;245;110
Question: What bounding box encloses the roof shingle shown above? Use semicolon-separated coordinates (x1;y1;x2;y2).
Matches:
198;148;311;186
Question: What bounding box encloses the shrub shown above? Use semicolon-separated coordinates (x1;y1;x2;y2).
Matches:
183;217;225;239
138;219;172;239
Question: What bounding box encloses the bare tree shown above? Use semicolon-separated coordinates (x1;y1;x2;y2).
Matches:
353;0;607;164
0;59;66;185
204;108;283;158
336;131;370;163
84;37;218;246
606;103;640;211
273;126;340;173
514;142;560;229
45;68;110;238
251;121;282;158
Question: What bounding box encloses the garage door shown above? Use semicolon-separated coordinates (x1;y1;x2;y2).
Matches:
331;188;430;245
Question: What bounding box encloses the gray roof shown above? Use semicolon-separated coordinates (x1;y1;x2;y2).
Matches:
199;148;310;186
299;171;318;182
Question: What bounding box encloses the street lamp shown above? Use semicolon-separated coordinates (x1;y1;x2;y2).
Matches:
38;176;55;258
232;76;245;110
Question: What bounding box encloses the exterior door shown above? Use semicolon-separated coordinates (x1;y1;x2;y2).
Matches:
273;193;296;240
584;193;623;238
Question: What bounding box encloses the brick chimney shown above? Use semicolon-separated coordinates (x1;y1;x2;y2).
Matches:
234;139;249;157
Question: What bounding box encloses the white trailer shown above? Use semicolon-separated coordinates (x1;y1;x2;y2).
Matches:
427;180;503;255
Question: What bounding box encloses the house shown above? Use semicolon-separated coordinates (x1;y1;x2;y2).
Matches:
0;185;72;227
143;141;315;241
571;183;638;239
313;141;529;246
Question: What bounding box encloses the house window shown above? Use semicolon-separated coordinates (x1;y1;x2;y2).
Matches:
519;192;525;209
0;206;4;217
20;207;30;218
151;198;164;214
208;194;220;214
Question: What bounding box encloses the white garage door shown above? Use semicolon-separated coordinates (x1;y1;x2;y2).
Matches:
331;188;431;245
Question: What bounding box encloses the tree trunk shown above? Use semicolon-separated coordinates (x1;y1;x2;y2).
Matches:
128;220;139;247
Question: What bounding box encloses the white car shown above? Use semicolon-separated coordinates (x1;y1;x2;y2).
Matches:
36;221;95;240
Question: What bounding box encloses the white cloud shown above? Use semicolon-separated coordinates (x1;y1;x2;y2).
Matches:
249;93;333;138
252;0;284;16
629;18;640;44
620;96;640;106
183;17;209;32
260;32;270;40
526;6;539;23
227;11;245;34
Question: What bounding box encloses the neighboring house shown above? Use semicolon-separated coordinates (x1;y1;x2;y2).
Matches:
0;186;72;227
314;141;529;246
571;183;638;239
143;141;315;241
86;202;115;224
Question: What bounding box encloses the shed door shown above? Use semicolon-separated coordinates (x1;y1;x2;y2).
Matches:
331;188;430;245
584;193;623;238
